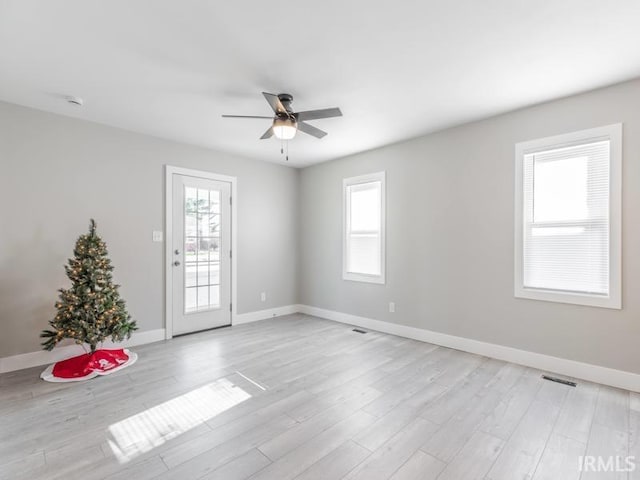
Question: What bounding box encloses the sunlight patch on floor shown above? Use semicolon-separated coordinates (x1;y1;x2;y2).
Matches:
107;377;251;463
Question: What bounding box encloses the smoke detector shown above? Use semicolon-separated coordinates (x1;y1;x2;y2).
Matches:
65;96;84;106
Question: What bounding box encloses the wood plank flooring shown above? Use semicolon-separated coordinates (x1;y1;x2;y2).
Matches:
0;314;636;479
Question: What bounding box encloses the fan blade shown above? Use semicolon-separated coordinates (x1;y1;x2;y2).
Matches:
222;115;273;119
262;92;287;114
294;107;342;122
297;122;327;139
260;127;274;139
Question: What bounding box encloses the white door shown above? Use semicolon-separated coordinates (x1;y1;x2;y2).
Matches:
172;174;231;335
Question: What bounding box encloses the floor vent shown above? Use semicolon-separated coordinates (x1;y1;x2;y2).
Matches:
542;375;577;387
352;328;367;334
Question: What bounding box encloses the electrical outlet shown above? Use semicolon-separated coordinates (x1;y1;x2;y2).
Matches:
152;231;163;242
261;292;266;302
389;302;395;313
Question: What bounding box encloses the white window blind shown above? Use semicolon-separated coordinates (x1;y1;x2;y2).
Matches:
343;172;385;284
515;124;621;309
524;141;609;294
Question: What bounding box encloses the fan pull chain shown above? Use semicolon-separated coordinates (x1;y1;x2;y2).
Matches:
286;140;289;161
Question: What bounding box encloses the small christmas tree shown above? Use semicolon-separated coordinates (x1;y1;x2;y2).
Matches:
41;219;137;354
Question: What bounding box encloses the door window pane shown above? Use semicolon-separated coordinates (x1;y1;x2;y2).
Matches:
184;186;223;313
209;214;220;236
185;237;197;261
197;286;209;308
185;264;197;288
197;238;210;263
197;264;209;285
185;288;197;313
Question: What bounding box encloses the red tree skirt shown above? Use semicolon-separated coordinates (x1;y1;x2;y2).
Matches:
40;348;138;382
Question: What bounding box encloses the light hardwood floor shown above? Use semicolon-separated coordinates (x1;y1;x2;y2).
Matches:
0;314;637;480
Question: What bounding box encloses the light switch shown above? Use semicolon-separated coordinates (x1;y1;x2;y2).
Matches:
152;231;163;242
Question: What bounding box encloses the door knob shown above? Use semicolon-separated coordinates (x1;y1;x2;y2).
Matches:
173;261;181;267
174;249;180;255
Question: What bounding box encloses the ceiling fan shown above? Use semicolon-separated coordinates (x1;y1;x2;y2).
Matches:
222;92;342;141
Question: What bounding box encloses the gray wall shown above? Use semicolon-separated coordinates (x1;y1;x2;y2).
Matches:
3;79;639;373
300;79;640;374
0;102;299;357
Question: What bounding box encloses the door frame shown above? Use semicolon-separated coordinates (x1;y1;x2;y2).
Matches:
164;165;238;340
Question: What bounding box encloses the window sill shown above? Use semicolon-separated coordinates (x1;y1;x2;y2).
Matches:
514;286;621;309
343;272;385;285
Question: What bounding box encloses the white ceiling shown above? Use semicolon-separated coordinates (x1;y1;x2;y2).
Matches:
1;1;639;167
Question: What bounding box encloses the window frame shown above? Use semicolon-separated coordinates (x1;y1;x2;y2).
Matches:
343;171;386;284
514;124;622;309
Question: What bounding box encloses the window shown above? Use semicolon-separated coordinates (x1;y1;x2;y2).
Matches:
515;124;621;308
343;172;385;284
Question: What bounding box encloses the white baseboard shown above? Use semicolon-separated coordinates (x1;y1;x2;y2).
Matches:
0;303;302;374
6;305;639;393
234;304;301;325
0;328;166;374
298;304;640;393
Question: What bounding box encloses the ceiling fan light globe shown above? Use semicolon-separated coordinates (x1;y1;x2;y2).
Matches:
273;125;297;140
272;118;297;140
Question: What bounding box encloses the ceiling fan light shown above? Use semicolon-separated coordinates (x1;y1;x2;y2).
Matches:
272;117;297;140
